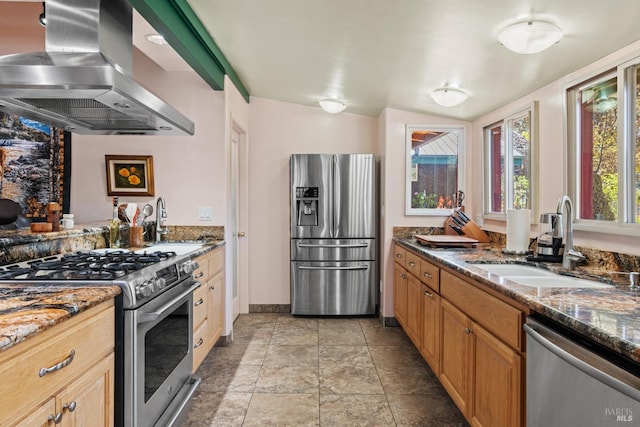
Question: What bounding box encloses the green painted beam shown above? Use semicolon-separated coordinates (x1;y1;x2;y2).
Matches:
129;0;250;102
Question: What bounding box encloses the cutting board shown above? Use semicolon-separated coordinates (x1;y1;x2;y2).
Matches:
416;234;479;248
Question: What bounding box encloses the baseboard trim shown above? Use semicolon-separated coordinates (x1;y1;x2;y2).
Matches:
249;304;291;313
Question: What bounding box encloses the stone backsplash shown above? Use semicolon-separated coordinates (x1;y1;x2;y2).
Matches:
0;223;224;265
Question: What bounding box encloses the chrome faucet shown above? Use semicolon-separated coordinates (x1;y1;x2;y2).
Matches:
155;197;168;243
556;195;586;270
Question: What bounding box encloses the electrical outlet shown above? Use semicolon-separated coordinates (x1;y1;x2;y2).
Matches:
198;206;212;221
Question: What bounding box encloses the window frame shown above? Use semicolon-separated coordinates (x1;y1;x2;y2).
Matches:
481;101;539;223
405;124;466;216
565;55;640;235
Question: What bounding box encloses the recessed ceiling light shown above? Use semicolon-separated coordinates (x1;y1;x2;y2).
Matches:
430;87;469;107
498;20;563;54
145;34;168;46
319;99;346;114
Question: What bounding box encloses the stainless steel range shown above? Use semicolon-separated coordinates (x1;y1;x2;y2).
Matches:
0;249;202;427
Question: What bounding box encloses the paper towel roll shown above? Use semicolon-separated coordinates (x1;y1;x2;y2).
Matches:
506;209;531;253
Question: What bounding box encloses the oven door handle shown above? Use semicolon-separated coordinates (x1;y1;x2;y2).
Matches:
137;281;201;324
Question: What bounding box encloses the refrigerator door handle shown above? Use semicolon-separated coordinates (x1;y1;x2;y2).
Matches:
331;154;337;238
298;265;369;271
297;242;369;249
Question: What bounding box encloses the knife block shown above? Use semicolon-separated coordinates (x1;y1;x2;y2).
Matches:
444;215;490;243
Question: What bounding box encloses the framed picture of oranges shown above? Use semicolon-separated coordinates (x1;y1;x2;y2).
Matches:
105;155;155;196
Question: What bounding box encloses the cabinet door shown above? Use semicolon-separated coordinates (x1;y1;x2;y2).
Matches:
419;284;440;375
440;299;472;417
470;322;522;427
13;398;56;427
208;270;225;347
58;354;114;427
405;273;422;345
393;264;408;326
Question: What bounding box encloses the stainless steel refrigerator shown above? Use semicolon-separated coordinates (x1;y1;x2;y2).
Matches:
290;154;377;315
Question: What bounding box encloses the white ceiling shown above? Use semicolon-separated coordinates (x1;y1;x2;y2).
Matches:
4;1;640;121
182;0;640;120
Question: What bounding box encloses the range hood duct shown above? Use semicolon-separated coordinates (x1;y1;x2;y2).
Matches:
0;0;194;136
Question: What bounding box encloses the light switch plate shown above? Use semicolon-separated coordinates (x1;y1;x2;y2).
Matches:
198;206;212;221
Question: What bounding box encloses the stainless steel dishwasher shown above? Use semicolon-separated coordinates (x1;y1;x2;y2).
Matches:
525;316;640;426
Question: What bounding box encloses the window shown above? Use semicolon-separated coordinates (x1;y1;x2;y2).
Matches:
482;102;538;218
405;125;465;215
567;61;640;229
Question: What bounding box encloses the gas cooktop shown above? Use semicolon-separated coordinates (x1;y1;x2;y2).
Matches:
0;249;199;308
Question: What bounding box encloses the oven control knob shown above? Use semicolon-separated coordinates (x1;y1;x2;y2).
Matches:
181;260;200;275
155;277;167;290
136;282;154;298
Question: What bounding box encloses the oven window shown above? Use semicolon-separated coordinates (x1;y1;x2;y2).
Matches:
144;300;189;402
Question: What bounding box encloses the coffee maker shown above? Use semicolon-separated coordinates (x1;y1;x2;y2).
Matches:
533;212;564;261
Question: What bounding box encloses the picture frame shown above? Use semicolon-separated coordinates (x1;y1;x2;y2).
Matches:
105;155;155;196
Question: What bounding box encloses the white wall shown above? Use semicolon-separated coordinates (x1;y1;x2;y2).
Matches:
247;97;377;305
471;39;640;256
70;49;226;225
379;108;470;318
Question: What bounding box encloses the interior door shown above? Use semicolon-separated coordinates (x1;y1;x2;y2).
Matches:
231;127;241;319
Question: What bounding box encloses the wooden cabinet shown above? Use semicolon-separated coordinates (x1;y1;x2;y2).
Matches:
193;246;225;372
0;301;115;427
392;243;525;427
440;270;524;427
393;262;408;326
419;283;441;375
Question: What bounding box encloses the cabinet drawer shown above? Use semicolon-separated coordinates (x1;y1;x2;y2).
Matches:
441;271;522;350
0;302;114;425
405;251;421;277
193;256;209;282
393;245;406;267
193;284;208;330
420;259;440;292
192;320;209;372
209;248;224;277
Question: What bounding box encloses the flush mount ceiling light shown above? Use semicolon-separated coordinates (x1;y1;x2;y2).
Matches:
145;34;168;46
319;98;346;114
498;20;563;54
430;87;468;107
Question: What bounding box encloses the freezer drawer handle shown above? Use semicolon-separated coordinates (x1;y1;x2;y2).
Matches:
298;265;369;271
297;243;369;249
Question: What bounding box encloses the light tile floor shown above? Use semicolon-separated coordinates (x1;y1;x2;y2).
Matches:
184;313;469;426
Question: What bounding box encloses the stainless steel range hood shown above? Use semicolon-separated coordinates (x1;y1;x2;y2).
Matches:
0;0;194;136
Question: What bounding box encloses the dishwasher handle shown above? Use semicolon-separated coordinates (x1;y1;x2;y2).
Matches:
524;320;640;402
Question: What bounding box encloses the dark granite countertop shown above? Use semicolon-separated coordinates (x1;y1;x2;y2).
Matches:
395;238;640;364
0;284;121;352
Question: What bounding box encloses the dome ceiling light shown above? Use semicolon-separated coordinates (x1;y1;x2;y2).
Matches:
498;20;563;54
319;98;346;114
145;34;168;46
430;87;469;107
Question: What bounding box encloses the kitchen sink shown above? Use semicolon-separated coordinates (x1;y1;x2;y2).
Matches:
471;263;612;289
136;243;204;256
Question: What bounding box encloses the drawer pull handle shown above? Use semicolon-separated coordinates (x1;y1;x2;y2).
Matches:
400;273;406;279
195;298;204;306
408;261;416;267
194;272;204;279
423;272;432;279
465;328;473;335
48;412;63;424
423;291;433;298
63;401;77;413
210;285;215;291
395;253;403;258
194;337;204;349
39;350;75;377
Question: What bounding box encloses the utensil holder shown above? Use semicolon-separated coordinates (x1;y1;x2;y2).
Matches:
129;226;144;248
